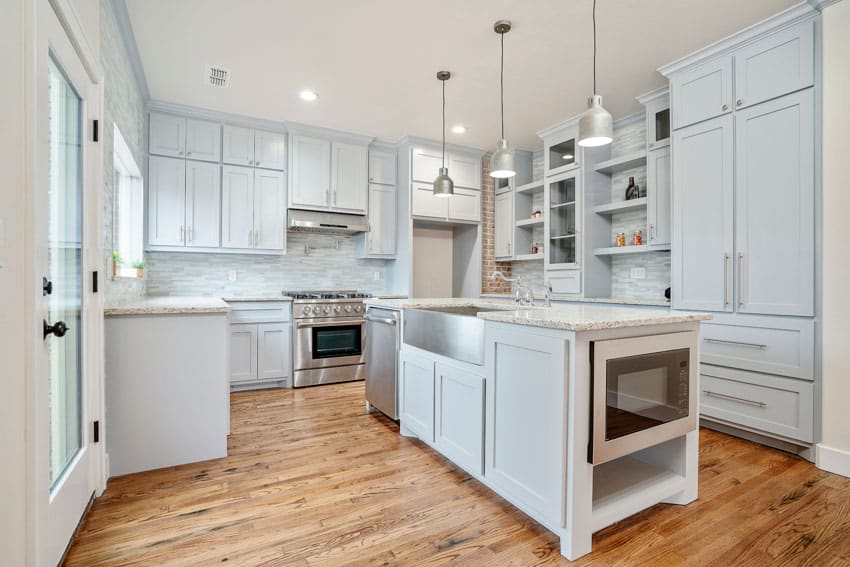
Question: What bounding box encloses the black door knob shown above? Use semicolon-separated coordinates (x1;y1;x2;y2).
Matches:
43;319;69;339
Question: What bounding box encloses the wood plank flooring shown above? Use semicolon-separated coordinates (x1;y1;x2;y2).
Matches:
65;382;850;566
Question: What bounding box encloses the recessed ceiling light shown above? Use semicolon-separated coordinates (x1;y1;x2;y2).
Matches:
299;89;319;102
452;125;467;134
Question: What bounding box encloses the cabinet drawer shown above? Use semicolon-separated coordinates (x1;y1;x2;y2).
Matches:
228;302;292;324
700;365;813;443
549;271;581;295
700;315;813;379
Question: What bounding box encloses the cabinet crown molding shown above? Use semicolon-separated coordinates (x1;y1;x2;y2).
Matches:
398;136;486;158
658;2;817;78
636;86;670;106
285;121;374;145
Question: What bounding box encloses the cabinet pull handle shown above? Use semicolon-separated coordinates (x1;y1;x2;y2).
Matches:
180;225;184;242
188;226;193;243
722;104;729;112
650;224;656;241
736;99;743;107
255;161;260;166
703;390;766;408
187;151;192;156
737;253;744;307
704;337;767;349
723;253;729;306
248;229;253;246
254;230;260;247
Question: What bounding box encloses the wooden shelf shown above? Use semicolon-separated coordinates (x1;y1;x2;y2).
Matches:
516;181;544;194
516;217;544;228
551;201;576;209
594;151;647;175
593;197;647;215
513;252;544;261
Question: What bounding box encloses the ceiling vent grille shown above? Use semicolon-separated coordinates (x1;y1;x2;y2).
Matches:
206;65;231;88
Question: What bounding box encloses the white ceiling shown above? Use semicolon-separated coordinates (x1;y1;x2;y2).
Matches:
126;0;797;150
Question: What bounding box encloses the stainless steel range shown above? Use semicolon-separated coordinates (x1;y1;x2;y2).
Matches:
285;290;372;388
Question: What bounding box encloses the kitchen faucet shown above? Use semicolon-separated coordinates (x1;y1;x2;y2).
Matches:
490;271;534;306
541;281;553;307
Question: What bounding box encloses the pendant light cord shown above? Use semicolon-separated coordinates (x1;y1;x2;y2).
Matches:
592;0;597;95
500;31;505;140
441;79;446;168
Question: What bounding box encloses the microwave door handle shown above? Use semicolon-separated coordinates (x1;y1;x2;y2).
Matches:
296;319;366;329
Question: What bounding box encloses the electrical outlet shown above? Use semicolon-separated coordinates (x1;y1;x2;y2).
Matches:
373;271;381;281
228;270;237;281
630;267;647;280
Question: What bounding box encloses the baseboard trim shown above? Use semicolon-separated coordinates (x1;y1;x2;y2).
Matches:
816;443;850;478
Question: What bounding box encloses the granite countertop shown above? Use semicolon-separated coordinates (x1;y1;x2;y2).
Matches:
364;297;710;331
104;296;231;316
479;293;672;308
222;296;294;302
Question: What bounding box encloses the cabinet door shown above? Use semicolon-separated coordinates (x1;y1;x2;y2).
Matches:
149;112;186;158
672;115;734;311
545;171;580;270
221;165;255;249
435;364;485;475
185;161;221;248
411;181;449;219
257;323;291;382
368;149;396;185
400;349;435;443
368;184;396;256
734;20;814;110
185;119;221;162
411;146;444;183
448;188;481;223
494;191;513;259
647;146;671;249
253;169;286;251
254;129;286;171
671;57;733;129
289;135;331;208
229;324;257;383
222;125;255;166
147;156;186;246
735;90;814;316
331;142;368;213
449;153;482;190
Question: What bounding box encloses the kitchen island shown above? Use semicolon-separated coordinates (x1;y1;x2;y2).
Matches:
365;297;711;561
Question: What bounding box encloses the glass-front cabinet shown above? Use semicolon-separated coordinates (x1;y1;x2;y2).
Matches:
542;121;580;177
638;87;671;150
545;170;580;269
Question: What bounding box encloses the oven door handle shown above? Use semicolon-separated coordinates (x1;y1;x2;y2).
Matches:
296;319;366;329
364;314;397;325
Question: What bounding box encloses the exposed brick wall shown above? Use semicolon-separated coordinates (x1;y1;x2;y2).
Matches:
481;156;513;295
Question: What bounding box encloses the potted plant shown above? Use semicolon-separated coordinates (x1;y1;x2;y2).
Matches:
112;251;123;278
131;260;146;278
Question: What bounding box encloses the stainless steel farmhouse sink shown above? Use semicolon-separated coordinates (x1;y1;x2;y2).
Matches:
403;305;511;365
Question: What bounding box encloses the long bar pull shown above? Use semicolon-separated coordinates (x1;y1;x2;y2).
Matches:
723;253;730;307
704;389;766;408
737;253;744;307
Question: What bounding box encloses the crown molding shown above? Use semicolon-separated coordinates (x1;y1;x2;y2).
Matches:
111;0;149;102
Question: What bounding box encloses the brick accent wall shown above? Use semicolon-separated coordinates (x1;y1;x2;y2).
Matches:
481;156;513;294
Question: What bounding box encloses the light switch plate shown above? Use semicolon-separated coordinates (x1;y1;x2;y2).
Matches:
373;271;381;281
228;270;237;281
630;267;647;280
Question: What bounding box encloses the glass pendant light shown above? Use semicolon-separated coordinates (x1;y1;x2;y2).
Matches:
433;71;454;197
490;20;516;178
578;0;613;147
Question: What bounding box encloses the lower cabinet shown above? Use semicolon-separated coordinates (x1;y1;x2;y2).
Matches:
434;363;485;475
399;349;436;443
228;302;292;389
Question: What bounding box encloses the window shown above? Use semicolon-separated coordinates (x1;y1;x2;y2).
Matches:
112;125;144;278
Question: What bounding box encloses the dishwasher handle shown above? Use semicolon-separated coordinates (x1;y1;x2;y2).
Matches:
365;313;397;326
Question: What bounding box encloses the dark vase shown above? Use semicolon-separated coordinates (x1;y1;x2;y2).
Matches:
625;176;640;200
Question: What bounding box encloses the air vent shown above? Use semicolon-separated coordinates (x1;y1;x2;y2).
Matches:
206;65;231;88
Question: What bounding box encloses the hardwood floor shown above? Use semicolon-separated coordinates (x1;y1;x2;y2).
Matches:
65;382;850;566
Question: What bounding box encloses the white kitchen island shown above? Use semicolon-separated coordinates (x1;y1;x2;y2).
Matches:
365;298;711;561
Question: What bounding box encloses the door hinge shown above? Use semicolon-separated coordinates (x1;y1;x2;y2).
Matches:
92;270;99;293
93;420;100;443
92;119;99;142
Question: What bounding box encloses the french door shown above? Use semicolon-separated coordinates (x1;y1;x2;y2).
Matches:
35;2;103;564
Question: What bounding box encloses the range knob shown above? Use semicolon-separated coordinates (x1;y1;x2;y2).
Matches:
354;305;362;313
344;305;353;313
333;306;341;313
323;306;331;314
303;306;312;315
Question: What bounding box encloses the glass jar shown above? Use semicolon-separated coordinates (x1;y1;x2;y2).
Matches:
616;233;626;247
632;230;643;246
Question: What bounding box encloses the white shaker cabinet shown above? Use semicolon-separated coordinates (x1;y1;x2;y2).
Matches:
149;113;186;158
222;125;256;167
646;146;671;249
257;323;291;382
289;135;331;208
671;57;733;129
223;126;286;170
229;324;258;382
185;119;222;162
331;142;368;212
228;302;292;388
411;146;444;184
363;184;396;256
221;165;256;249
672;115;734;312
185;161;221;247
494;191;513;259
411;181;449;219
448;188;481;223
369;149;397;185
434;363;485;475
254;130;286;171
253;169;287;250
148;156;186;247
734;89;814;317
400;349;436;443
449;153;482;190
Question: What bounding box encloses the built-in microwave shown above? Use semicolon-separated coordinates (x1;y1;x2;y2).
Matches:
590;332;698;465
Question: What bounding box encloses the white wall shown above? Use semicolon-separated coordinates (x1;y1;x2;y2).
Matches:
818;0;850;478
0;0;29;563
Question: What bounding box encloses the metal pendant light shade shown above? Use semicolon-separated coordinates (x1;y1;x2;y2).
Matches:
578;0;613;148
578;94;613;147
490;20;516;179
490;138;516;178
433;71;454;197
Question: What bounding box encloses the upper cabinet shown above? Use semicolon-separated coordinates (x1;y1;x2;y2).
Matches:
637;88;671;150
150;113;221;163
449;154;482;190
288;130;370;214
223;126;286;171
221;165;286;252
411;144;481;190
358;146;398;259
541;122;579;176
671;57;733;129
369;149;397;186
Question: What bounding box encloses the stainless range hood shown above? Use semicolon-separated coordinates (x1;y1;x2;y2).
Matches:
287;209;369;235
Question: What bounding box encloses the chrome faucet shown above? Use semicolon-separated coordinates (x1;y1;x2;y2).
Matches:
490;271;533;306
542;281;553;307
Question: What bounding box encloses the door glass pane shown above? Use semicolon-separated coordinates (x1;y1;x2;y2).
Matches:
312;326;362;358
548;139;576;171
48;56;83;487
655;108;670;142
549;177;577;265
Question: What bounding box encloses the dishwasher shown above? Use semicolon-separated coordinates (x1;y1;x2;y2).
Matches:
364;307;399;419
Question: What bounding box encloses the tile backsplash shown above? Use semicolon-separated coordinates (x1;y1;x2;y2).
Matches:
145;232;390;296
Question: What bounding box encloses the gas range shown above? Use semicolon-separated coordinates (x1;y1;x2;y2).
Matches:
284;290;373;319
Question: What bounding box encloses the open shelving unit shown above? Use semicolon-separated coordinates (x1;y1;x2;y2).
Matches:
593;151;647;175
516;180;544;194
514;177;545;261
515;217;543;228
592;197;647;216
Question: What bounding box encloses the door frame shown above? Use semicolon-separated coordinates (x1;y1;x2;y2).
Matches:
25;0;106;564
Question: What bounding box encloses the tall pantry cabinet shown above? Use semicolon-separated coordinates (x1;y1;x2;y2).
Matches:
661;6;819;450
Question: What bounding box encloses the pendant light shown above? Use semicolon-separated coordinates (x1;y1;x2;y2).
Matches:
489;20;516;178
433;71;454;197
578;0;613;147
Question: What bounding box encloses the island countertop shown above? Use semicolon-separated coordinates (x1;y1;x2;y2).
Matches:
364;297;711;332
